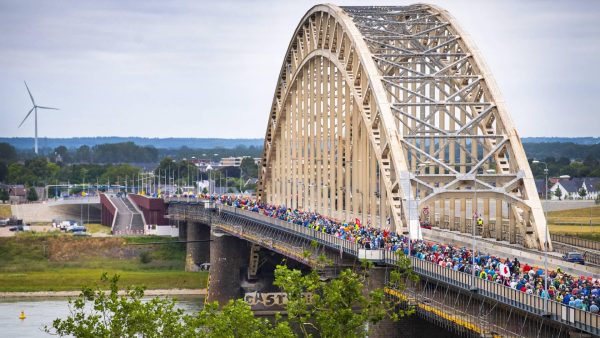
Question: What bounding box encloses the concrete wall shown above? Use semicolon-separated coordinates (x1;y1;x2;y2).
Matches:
100;193;116;226
11;202;101;223
128;194;168;225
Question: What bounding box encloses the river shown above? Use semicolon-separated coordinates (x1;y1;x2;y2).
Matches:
1;296;459;337
0;296;204;337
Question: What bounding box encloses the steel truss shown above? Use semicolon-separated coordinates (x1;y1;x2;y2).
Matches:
390;276;568;338
258;4;547;250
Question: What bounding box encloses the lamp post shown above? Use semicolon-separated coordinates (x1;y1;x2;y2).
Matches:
533;160;557;315
471;168;495;291
408;163;429;258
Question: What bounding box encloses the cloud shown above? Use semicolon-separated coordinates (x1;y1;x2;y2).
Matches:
0;0;598;138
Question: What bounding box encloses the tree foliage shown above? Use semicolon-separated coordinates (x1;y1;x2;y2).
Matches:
26;187;38;201
0;188;8;203
555;188;563;200
46;274;293;338
48;254;417;338
240;157;258;179
0;142;17;162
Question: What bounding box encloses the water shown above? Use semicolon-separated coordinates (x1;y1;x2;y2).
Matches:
0;296;203;337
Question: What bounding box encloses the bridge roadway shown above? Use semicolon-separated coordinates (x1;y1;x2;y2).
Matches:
168;201;600;337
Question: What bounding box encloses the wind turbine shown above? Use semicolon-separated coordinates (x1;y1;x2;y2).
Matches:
18;81;59;154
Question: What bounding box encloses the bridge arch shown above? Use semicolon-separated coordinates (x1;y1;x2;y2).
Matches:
258;4;548;250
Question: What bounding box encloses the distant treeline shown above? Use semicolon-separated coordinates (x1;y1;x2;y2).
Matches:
523;142;600;161
3;136;597;151
0;137;263;150
10;142;263;164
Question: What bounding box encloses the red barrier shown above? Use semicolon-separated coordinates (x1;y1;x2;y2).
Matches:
100;193;116;227
127;194;168;225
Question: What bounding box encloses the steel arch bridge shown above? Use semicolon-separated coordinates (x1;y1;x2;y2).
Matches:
258;4;548;250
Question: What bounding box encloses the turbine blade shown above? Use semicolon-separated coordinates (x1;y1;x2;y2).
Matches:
36;106;59;110
18;107;35;128
24;81;35;105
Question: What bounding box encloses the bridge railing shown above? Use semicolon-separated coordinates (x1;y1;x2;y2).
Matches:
214;204;599;334
380;251;599;335
217;204;360;256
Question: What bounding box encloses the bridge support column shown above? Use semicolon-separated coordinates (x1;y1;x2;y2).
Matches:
185;222;210;272
207;232;249;305
178;221;187;241
366;268;401;338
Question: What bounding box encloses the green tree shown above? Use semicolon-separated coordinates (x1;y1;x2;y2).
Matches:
0;142;17;162
7;162;39;186
240;156;258;179
46;274;294;338
0;188;9;203
187;300;294;337
579;187;588;198
75;145;92;163
53;145;70;163
273;254;417;338
47;256;416;338
27;187;38;201
100;164;140;184
0;162;7;183
555;187;563;200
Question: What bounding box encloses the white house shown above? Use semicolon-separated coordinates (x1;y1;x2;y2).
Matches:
548;177;600;200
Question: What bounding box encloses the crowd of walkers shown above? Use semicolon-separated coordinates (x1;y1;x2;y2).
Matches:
206;194;600;313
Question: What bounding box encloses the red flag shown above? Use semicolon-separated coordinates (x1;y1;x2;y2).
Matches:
355;218;361;227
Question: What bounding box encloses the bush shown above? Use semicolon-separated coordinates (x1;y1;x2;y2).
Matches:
139;251;152;264
27;187;38;202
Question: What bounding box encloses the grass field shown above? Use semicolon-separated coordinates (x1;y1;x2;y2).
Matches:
0;204;11;218
85;223;112;234
547;205;600;241
0;269;207;292
547;205;600;226
0;233;205;292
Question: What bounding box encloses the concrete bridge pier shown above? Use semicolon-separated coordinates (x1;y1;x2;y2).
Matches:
185;222;210;272
178;221;187;241
365;268;401;338
206;231;250;305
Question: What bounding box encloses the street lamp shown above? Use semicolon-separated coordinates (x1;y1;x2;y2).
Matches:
532;159;551;315
531;160;560;315
407;162;429;258
471;168;495;291
356;190;364;227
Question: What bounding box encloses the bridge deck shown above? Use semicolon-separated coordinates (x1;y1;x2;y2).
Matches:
169;201;600;336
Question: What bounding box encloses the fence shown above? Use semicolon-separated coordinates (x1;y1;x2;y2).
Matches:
551;234;600;252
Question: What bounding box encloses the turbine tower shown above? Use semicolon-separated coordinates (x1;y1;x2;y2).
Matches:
18;81;59;154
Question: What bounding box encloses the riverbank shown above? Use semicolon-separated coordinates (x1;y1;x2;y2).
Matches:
0;268;207;292
0;233;208;292
0;288;207;298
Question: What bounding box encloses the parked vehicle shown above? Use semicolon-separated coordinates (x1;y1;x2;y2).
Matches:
7;217;23;226
64;221;79;231
9;225;31;232
420;220;432;230
563;252;585;265
199;263;211;271
69;226;87;233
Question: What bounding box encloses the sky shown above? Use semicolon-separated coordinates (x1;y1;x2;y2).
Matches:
0;0;598;139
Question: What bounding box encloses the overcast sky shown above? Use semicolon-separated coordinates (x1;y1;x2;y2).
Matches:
0;0;598;139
